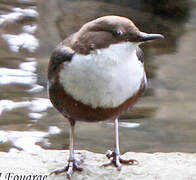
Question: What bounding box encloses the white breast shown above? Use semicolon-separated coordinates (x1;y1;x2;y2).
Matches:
59;42;145;108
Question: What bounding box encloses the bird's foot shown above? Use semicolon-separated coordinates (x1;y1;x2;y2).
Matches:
102;150;138;170
51;156;84;179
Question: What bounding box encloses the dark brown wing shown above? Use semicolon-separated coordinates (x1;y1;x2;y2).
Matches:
136;47;144;63
48;44;74;80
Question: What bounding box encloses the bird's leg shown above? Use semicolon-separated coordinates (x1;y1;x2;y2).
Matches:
102;118;138;170
51;122;84;179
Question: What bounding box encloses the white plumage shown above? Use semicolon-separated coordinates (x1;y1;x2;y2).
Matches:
59;42;145;108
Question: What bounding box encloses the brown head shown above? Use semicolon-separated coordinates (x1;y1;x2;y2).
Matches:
66;15;164;54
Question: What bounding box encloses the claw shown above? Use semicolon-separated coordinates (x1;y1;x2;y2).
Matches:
51;156;84;179
102;150;138;169
101;159;113;167
66;163;73;179
115;158;122;170
75;155;85;165
119;157;138;165
106;150;113;158
50;167;67;175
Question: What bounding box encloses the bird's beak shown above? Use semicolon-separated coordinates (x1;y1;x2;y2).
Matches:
138;32;164;42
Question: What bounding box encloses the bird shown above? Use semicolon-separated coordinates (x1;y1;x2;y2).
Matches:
48;15;164;178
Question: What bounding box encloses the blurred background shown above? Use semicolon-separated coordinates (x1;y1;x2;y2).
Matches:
0;0;196;154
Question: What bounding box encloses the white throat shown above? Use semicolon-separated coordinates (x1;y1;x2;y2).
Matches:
59;42;145;108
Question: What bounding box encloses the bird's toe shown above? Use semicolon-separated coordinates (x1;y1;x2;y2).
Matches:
101;150;138;170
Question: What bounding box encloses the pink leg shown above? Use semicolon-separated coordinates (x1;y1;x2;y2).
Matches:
102;118;138;170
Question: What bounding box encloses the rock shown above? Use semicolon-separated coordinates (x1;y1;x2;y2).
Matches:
0;150;196;180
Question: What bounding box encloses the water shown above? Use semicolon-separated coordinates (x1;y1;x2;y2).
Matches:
0;0;196;154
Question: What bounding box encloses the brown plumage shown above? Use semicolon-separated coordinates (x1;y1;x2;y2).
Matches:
49;70;145;124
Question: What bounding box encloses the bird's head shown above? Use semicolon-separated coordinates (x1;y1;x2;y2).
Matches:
72;15;164;54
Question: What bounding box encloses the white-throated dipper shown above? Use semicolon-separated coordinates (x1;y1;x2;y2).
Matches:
48;15;164;178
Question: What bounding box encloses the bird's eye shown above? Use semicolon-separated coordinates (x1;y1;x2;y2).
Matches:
112;30;122;37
